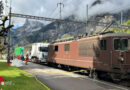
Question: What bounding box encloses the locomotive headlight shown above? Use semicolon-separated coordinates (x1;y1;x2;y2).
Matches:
119;57;124;62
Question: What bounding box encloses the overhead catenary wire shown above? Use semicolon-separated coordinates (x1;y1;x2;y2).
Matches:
61;0;83;20
48;0;65;18
107;4;130;13
61;0;64;3
48;6;58;18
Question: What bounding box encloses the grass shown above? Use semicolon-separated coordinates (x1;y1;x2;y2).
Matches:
0;62;50;90
0;58;3;60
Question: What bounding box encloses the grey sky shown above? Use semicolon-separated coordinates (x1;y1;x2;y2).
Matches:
3;0;130;26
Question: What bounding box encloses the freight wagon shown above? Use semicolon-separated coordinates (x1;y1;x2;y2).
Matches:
47;33;130;81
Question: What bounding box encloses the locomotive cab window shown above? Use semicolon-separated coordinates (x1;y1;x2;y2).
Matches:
64;44;70;51
55;46;58;52
100;40;107;50
114;39;128;50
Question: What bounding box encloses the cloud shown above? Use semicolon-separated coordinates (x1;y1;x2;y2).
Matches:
2;0;130;26
88;0;130;16
11;0;62;17
63;0;130;19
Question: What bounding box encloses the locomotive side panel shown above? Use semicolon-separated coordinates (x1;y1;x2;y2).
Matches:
47;34;130;80
47;37;113;71
47;41;94;68
78;37;112;71
97;37;112;71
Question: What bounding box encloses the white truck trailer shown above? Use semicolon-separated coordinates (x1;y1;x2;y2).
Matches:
31;43;49;63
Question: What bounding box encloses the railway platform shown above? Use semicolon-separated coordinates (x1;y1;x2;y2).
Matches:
20;62;129;90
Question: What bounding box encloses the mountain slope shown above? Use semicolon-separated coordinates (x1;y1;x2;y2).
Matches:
12;11;130;46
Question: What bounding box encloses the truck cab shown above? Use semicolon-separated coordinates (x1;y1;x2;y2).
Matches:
31;43;49;63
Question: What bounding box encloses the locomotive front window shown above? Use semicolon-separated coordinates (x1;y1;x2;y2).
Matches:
122;39;128;50
114;39;128;50
55;46;58;52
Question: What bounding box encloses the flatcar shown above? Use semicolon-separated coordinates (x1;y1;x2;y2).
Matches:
47;33;130;81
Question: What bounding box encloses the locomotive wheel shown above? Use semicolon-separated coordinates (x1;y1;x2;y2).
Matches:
47;62;51;66
62;65;72;71
47;62;53;66
59;64;67;69
67;66;72;71
57;64;62;68
110;73;121;82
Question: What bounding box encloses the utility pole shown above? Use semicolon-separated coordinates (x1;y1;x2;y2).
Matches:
121;11;123;25
86;4;90;36
86;5;89;22
57;2;64;19
7;4;12;63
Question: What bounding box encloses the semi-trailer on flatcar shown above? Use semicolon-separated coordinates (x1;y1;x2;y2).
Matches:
47;33;130;81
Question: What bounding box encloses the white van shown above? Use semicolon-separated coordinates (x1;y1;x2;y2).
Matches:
31;43;49;63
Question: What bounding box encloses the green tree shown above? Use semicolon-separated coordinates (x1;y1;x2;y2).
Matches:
124;20;130;25
42;40;49;43
61;34;73;39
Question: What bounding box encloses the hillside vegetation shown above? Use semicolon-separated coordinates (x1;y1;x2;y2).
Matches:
110;20;130;33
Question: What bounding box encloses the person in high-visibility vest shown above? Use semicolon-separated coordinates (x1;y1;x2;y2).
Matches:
25;54;29;65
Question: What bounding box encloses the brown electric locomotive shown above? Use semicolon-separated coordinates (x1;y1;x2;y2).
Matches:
47;33;130;81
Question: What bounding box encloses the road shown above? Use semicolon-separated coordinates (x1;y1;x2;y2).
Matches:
20;62;129;90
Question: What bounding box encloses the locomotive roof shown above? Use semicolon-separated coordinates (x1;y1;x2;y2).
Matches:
95;33;130;38
53;33;130;44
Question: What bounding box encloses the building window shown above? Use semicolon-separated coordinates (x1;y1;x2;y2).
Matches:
114;39;128;50
55;46;58;51
100;40;107;50
64;44;70;51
